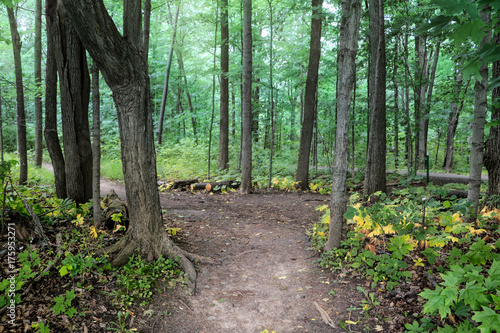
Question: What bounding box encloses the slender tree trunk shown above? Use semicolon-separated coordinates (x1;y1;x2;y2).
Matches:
45;2;67;199
241;0;253;194
208;1;219;178
62;0;198;288
92;63;102;227
363;0;386;196
267;0;275;188
296;0;323;190
483;26;500;207
157;4;179;146
218;0;230;170
325;0;362;251
7;6;28;185
393;43;399;170
467;7;491;218
34;0;43;167
175;47;197;143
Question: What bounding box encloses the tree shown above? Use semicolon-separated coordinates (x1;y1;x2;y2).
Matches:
484;27;500;207
44;0;67;199
325;0;362;251
49;3;93;204
363;0;386;196
92;63;102;227
241;0;253;194
467;6;491;218
296;0;323;191
60;0;197;287
218;0;230;170
34;0;43;167
6;4;28;185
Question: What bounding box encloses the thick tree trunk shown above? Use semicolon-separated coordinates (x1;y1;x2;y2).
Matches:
34;0;43;168
218;0;230;170
296;0;323;190
484;29;500;207
7;6;28;185
467;7;491;218
44;3;67;199
49;4;93;204
61;0;198;288
241;0;253;194
363;0;386;196
325;0;362;251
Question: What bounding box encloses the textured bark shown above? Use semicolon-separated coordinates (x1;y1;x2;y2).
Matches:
7;6;28;185
218;0;230;170
467;7;491;217
44;3;67;199
296;0;323;190
484;28;500;207
325;0;362;251
61;0;197;288
241;0;253;194
92;63;102;228
34;0;43;167
50;4;93;204
363;0;386;196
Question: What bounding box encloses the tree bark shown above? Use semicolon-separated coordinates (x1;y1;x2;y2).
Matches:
218;0;230;170
240;0;253;194
467;7;491;218
484;27;500;207
325;0;362;251
7;6;28;185
363;0;386;196
34;0;43;168
92;63;102;227
49;3;93;204
61;0;197;288
296;0;323;191
44;2;67;199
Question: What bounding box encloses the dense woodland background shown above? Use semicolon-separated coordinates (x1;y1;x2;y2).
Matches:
0;0;497;186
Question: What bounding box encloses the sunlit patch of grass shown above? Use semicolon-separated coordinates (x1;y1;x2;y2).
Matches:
101;159;124;180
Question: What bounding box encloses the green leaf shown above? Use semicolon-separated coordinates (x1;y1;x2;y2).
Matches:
459;282;489;310
344;206;357;220
453;301;472;317
451;19;486;46
471;307;500;333
0;0;13;8
420;286;451;319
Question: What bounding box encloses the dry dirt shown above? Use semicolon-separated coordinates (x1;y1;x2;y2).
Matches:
100;179;370;333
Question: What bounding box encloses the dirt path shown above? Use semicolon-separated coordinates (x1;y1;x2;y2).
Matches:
99;180;365;333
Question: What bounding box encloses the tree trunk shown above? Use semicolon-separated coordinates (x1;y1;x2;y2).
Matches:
467;7;491;218
443;66;470;173
157;4;179;146
7;6;28;185
44;2;67;199
363;0;386;196
267;0;275;188
296;0;323;190
49;4;93;204
325;0;362;251
241;0;253;194
484;27;500;207
218;0;230;170
34;0;43;168
175;46;197;143
61;0;197;288
92;63;102;228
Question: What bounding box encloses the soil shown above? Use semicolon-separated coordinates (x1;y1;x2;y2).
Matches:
99;180;372;333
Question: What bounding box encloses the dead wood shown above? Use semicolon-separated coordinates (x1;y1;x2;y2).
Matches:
102;189;129;230
190;181;240;192
172;178;199;189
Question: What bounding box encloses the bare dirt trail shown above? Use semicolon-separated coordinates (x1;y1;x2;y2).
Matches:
99;179;366;333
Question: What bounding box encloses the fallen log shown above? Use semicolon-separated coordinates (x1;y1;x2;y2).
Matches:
191;181;241;192
103;190;129;231
172;178;199;189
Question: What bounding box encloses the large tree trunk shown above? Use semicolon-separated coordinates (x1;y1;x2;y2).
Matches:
44;2;67;199
49;4;93;204
296;0;323;190
484;28;500;207
467;7;491;218
34;0;43;168
363;0;386;196
60;0;197;288
218;0;230;170
7;6;28;185
241;0;253;194
325;0;362;251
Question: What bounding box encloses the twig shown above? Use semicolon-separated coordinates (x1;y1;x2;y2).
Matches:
314;301;336;328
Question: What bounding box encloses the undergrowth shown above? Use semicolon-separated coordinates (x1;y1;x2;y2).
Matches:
310;185;500;332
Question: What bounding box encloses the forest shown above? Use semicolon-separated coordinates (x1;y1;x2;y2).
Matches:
0;0;499;332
